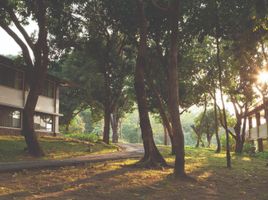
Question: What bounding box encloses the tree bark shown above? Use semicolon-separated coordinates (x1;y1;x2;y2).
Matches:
21;1;48;157
148;79;175;154
191;125;205;148
163;125;168;145
134;0;167;167
103;104;111;144
111;112;119;143
216;24;231;168
167;0;186;178
194;97;207;148
213;89;221;153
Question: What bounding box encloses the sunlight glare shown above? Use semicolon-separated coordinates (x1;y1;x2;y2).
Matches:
258;71;268;84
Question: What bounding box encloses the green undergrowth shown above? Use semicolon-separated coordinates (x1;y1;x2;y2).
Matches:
64;133;99;143
0;135;118;162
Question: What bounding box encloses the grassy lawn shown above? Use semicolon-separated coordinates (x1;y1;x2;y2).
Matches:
0;135;118;162
0;146;268;199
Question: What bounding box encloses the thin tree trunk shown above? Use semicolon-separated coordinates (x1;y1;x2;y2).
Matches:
191;125;204;148
134;0;167;167
192;97;207;148
148;79;175;154
216;26;231;168
213;89;221;153
163;125;168;145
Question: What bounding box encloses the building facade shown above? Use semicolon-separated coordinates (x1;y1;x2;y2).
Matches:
0;55;62;136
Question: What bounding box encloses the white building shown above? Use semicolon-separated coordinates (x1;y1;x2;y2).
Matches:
0;55;64;136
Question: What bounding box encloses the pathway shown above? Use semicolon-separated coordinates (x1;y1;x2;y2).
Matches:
0;143;143;173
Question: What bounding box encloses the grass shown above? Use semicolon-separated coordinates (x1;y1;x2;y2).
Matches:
0;145;268;199
0;135;118;162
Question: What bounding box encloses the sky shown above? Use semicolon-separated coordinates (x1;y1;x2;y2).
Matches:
0;28;21;55
0;22;37;56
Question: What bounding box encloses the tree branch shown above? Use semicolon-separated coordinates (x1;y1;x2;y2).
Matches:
7;8;35;51
0;21;33;67
151;0;169;13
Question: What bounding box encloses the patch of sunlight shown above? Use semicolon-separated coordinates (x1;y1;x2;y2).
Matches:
185;156;194;159
0;186;18;195
165;157;174;163
185;162;204;172
212;153;226;158
242;157;251;161
197;171;213;180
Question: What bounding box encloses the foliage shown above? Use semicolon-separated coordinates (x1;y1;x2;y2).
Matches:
220;133;236;151
65;133;99;143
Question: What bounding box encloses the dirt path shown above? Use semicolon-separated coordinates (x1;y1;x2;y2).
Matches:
0;143;143;173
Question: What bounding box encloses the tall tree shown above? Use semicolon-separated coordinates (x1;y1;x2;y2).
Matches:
0;0;51;156
134;0;167;167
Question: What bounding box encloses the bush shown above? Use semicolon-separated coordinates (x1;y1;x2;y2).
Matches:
220;134;236;151
243;142;256;154
65;133;99;143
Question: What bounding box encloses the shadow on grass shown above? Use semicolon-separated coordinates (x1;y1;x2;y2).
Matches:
1;147;268;200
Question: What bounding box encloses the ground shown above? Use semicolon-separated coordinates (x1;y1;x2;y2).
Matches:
0;145;268;200
0;135;118;162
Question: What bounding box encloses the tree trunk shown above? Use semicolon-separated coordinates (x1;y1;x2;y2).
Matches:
134;0;167;167
216;25;231;168
191;125;205;148
21;1;48;157
148;80;175;154
191;97;207;148
111;113;119;143
22;59;48;157
206;133;212;148
103;105;111;144
235;138;243;153
23;83;45;157
213;89;221;153
167;0;186;178
163;125;168;145
232;101;248;154
256;112;264;152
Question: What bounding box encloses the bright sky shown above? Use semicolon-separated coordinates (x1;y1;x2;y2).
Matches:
0;22;37;56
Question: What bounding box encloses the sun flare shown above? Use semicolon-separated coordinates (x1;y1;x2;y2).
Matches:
258;71;268;84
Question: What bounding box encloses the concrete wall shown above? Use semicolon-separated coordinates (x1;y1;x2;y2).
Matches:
25;91;57;114
248;124;268;140
0;127;57;136
0;82;61;135
0;85;24;108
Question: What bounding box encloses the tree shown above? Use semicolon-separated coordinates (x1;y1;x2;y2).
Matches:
0;0;50;157
134;0;167;167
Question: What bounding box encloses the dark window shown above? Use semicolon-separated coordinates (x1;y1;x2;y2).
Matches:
42;80;55;98
34;113;53;132
0;106;21;128
0;65;23;90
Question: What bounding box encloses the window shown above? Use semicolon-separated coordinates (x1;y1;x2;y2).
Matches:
34;113;53;132
0;65;23;90
0;106;21;128
42;80;55;98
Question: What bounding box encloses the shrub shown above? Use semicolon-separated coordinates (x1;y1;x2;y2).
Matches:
220;134;236;151
65;133;99;143
243;142;256;154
